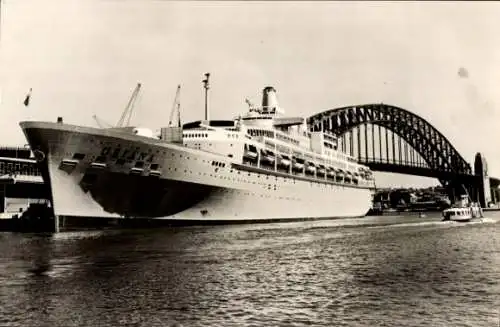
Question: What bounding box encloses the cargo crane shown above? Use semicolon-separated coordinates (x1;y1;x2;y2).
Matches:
116;82;142;128
168;85;181;127
92;115;113;129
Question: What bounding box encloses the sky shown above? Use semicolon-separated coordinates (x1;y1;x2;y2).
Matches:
1;0;500;188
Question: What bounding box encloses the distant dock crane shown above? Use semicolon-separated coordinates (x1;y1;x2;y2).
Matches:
116;83;142;128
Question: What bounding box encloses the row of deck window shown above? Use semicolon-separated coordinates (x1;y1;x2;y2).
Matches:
184;133;209;138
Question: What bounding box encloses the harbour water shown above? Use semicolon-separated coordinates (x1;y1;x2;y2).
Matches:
0;212;499;327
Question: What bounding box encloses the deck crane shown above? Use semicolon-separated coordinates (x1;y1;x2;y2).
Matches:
168;85;181;127
92;114;113;128
116;82;142;128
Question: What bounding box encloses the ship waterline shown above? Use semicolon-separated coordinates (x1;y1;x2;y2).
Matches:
20;121;372;222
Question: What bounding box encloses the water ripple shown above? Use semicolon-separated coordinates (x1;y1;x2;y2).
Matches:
0;214;499;326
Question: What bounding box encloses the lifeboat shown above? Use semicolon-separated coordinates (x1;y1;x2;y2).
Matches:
260;149;275;165
292;157;304;171
279;154;291;167
317;165;326;176
357;169;367;179
352;172;359;184
335;169;345;181
344;171;352;182
306;163;316;174
243;144;258;160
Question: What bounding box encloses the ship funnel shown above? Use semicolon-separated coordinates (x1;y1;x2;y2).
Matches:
261;86;283;115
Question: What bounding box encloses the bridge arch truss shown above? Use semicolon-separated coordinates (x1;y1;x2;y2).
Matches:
307;104;472;185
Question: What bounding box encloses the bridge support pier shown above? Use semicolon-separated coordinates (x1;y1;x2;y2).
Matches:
474;153;492;208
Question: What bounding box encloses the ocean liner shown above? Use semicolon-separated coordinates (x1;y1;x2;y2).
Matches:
19;76;375;226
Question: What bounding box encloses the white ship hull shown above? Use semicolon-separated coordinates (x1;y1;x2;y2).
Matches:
20;121;373;225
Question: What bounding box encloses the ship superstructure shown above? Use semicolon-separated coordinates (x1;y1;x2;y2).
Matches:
182;86;373;188
20;79;375;226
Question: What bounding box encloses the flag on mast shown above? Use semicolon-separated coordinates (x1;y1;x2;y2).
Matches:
23;88;32;106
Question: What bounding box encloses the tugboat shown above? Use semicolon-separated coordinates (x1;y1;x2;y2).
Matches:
442;194;483;222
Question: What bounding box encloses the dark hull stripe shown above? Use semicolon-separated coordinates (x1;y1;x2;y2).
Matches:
55;214;368;232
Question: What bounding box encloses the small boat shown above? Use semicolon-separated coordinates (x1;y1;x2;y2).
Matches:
306;163;316;174
243;145;258;160
442;194;483;222
292;158;304;171
279;155;291;167
260;150;275;165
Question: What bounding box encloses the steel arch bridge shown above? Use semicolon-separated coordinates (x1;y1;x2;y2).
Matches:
306;103;474;187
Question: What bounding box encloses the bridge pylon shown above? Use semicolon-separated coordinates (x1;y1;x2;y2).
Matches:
474;153;492;208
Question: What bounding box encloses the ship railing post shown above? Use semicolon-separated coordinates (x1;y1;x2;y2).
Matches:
302;155;305;175
274;154;277;172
